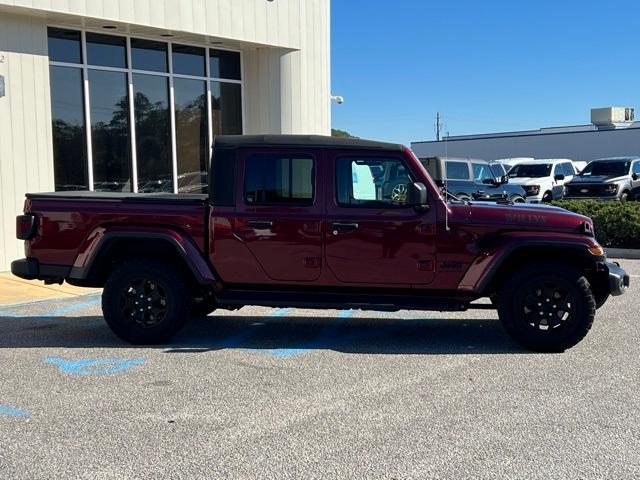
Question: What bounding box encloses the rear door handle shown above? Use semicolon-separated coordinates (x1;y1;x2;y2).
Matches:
331;222;359;234
247;220;273;229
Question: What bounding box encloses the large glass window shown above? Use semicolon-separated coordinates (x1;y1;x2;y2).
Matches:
172;44;205;76
245;156;314;205
134;74;172;192
131;39;168;73
211;82;243;135
86;33;127;68
89;70;132;192
47;28;243;193
47;28;82;64
50;66;88;191
336;157;413;207
174;78;208;193
210;49;241;80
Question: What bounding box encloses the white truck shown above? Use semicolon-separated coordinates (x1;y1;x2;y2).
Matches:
506;159;577;203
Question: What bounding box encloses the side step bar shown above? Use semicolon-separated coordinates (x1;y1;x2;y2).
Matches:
216;289;470;313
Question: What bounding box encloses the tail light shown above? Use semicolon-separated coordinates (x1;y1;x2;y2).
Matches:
16;214;37;240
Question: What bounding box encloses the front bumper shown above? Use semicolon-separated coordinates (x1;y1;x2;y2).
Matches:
606;261;630;296
564;195;621;201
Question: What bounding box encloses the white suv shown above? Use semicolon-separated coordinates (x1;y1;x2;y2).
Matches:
507;159;577;203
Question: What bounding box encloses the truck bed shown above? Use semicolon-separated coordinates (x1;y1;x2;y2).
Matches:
25;191;208;205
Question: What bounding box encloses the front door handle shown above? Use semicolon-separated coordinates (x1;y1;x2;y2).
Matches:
247;220;273;229
331;222;359;234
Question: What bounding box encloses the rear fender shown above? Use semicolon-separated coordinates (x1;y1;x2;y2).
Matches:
69;226;216;285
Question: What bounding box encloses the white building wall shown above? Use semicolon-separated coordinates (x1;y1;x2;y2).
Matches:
0;12;53;271
0;0;331;270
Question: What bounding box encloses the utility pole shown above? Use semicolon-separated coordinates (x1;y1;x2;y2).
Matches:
435;112;443;141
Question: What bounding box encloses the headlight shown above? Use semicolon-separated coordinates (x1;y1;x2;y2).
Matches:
524;185;540;195
603;184;618;194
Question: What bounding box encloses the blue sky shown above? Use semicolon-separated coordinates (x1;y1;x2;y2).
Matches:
330;0;640;146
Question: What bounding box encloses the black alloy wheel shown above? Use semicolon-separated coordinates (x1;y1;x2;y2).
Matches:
497;263;595;352
120;278;169;328
102;259;190;344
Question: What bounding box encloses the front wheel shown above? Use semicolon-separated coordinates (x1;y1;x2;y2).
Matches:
102;259;190;344
510;194;526;203
497;263;595;352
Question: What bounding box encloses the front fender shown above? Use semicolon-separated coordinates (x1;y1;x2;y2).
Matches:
69;226;216;285
458;231;603;293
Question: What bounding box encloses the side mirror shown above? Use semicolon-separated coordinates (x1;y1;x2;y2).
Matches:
406;182;429;209
554;174;565;181
633;173;639;180
500;175;509;184
482;178;496;185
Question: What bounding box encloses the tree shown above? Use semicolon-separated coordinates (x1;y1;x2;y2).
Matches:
331;128;358;138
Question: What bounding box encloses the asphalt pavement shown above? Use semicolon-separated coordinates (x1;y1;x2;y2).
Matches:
0;260;639;479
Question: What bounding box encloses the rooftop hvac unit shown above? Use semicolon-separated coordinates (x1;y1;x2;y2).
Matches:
591;107;635;127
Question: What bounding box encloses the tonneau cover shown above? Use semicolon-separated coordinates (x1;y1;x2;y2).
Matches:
26;191;207;204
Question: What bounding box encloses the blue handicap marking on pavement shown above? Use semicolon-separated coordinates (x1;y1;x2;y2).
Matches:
0;405;30;417
43;356;145;376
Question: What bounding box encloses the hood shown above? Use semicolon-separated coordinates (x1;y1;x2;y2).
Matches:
507;177;546;186
570;175;626;184
456;202;592;233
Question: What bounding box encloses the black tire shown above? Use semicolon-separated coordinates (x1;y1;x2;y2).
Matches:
497;263;595;352
102;259;190;344
541;191;553;203
620;191;629;202
510;194;526;203
457;193;472;202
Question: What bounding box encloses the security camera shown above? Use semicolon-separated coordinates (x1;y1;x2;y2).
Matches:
331;95;344;105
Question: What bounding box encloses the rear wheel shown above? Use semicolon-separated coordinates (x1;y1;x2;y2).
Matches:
510;194;526;203
102;259;190;344
497;263;595;352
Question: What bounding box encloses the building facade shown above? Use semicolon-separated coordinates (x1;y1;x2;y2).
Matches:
0;0;331;270
412;123;640;162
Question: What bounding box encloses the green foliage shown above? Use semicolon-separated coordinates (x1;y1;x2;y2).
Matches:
331;128;357;138
552;200;640;249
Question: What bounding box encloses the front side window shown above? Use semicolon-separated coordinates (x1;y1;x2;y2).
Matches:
554;164;563;176
336;157;413;207
245;155;314;206
472;163;494;183
563;163;575;176
446;161;470;180
632;162;640;174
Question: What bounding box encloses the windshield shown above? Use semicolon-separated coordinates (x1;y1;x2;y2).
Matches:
508;164;552;178
580;161;630;177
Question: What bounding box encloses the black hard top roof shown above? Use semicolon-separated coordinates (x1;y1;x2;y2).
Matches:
214;135;405;152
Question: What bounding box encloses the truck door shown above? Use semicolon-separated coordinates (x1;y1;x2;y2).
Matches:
324;153;436;285
233;150;323;282
552;164;565;199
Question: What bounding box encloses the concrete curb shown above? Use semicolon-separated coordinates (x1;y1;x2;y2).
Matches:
606;248;640;260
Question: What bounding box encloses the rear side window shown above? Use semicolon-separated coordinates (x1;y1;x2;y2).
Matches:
446;161;470;180
244;155;314;205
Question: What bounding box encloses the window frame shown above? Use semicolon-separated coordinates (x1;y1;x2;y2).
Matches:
47;25;245;193
335;154;416;209
243;153;316;207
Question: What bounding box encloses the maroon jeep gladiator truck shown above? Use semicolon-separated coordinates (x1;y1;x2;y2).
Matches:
12;135;629;351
